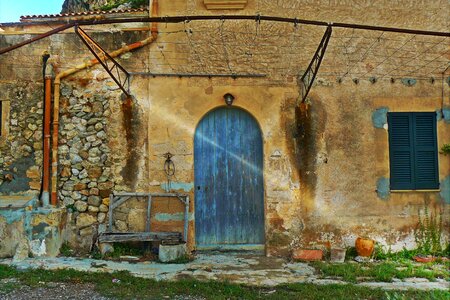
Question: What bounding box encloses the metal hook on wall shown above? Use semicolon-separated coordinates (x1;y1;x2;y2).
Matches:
163;152;175;192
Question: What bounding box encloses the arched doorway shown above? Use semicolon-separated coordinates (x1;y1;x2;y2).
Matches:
194;106;264;250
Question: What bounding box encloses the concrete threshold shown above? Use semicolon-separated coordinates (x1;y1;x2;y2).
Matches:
0;253;448;290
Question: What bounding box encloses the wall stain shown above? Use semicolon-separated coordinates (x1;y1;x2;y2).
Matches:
295;100;327;200
440;176;450;204
376;177;390;200
160;182;194;192
120;95;143;188
372;107;389;128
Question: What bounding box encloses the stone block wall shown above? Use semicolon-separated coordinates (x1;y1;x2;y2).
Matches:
0;81;44;195
1;28;151;254
57;72;150;252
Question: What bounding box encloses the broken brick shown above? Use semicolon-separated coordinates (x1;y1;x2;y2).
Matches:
292;249;323;261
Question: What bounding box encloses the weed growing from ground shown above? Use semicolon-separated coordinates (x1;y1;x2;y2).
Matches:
59;242;73;257
415;202;444;255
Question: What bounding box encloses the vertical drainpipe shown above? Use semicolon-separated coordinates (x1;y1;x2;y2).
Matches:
51;77;60;206
41;55;52;207
151;0;158;37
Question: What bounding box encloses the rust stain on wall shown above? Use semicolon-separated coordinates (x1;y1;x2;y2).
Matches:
120;95;143;188
295;100;327;208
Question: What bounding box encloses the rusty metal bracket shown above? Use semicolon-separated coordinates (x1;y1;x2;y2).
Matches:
74;26;130;96
300;26;332;103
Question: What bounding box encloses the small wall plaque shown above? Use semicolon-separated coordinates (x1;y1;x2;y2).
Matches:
204;0;248;10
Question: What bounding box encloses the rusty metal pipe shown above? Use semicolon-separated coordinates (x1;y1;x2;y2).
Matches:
51;78;60;205
50;0;159;205
1;12;449;55
42;63;52;206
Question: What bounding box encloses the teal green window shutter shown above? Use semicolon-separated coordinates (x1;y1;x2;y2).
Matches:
413;113;439;189
388;112;439;190
388;113;415;189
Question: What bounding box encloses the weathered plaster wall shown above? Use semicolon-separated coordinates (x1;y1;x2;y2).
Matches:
141;75;449;255
0;204;68;259
295;81;450;253
145;0;450;256
0;0;448;257
143;77;300;252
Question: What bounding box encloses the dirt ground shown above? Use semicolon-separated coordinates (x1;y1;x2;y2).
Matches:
0;280;110;300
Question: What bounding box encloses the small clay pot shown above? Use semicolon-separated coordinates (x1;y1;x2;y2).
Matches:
330;248;346;263
355;237;375;257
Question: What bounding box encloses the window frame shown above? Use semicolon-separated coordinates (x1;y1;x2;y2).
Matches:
387;112;439;191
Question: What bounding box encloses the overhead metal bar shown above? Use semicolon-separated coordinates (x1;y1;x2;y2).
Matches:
1;15;449;55
0;23;74;55
129;72;267;78
74;26;130;96
300;26;332;103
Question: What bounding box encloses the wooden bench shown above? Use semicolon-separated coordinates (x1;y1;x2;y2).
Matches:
100;192;189;246
98;232;183;244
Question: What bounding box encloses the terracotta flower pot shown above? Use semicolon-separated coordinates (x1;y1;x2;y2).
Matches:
355;237;375;257
330;248;346;263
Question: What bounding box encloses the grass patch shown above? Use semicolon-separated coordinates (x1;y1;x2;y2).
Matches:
373;246;419;261
161;254;194;264
59;242;73;257
313;261;449;283
0;264;448;299
102;242;146;259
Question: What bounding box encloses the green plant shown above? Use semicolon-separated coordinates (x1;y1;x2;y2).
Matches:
65;204;75;212
385;291;408;300
345;246;358;260
90;246;102;260
415;203;443;255
441;143;450;155
373;246;419;261
103;242;145;259
100;0;148;11
59;242;73;257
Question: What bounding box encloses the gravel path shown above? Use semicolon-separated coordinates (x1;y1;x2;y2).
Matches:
0;281;111;300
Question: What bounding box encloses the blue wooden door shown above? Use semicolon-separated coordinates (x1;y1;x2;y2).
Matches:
194;107;264;249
